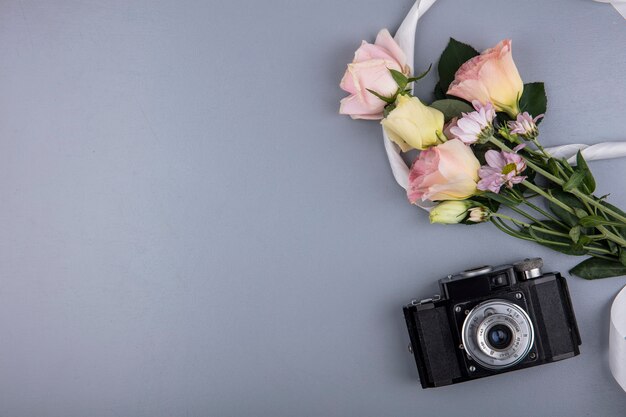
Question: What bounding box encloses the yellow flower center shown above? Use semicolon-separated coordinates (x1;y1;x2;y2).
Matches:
502;163;517;175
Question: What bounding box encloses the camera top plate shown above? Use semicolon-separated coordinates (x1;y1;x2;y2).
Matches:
439;264;519;301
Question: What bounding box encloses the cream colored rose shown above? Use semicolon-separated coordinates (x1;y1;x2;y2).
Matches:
381;95;444;151
429;200;473;224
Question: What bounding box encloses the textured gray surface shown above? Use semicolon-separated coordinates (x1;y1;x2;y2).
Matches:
0;0;625;416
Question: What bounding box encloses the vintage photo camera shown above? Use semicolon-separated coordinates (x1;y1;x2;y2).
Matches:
403;258;581;388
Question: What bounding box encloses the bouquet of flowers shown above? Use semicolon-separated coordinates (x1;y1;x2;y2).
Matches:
339;30;626;280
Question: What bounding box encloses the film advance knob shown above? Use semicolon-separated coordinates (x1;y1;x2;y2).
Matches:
514;258;544;280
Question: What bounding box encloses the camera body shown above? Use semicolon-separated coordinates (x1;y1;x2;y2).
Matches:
403;258;581;389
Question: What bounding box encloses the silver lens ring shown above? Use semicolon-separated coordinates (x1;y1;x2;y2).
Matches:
461;299;534;370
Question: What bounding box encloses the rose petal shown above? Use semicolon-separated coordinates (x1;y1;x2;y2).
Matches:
374;29;407;71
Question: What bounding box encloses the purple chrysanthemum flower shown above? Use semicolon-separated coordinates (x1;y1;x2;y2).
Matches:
449;101;496;145
477;144;527;193
507;112;544;140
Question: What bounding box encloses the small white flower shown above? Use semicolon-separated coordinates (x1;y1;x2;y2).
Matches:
468;206;490;223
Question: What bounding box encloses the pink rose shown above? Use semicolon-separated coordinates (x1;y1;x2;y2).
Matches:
408;139;480;203
447;40;523;117
339;29;410;120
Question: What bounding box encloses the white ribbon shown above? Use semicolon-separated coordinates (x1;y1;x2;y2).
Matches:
594;0;626;19
384;0;626;192
387;0;626;392
610;286;626;391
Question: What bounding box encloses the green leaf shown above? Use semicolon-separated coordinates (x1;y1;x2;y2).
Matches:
366;88;395;104
557;157;575;175
519;82;547;120
570;257;626;280
383;103;396;118
619;249;626;267
389;69;408;90
575;151;596;193
433;82;446;100
574;208;588;218
569;225;581;243
430;99;473;122
407;64;432;83
546;158;561;178
483;191;521;207
562;170;587;192
525;221;587;256
547;189;586;227
437;38;479;93
572;234;593;252
578;215;623;228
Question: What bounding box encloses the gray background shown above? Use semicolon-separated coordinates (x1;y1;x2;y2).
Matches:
0;0;625;416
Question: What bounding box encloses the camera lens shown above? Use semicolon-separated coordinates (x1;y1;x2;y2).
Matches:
461;299;534;370
487;324;513;350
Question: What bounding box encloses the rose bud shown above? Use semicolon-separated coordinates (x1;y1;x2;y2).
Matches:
339;29;410;120
429;201;473;224
382;95;445;151
468;206;491;223
407;139;480;202
447;40;523;117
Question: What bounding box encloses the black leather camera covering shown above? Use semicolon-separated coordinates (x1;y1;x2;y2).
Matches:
405;304;462;387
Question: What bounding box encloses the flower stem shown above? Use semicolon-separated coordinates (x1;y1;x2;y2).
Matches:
597;225;626;247
490;136;626;225
491;213;569;238
517;185;626;247
523;200;568;228
586;246;618;256
503;203;546;226
490;217;616;256
488;136;564;185
589;253;620;261
596;205;623;239
508;188;568;228
490;217;533;241
521;180;574;214
571;190;626;224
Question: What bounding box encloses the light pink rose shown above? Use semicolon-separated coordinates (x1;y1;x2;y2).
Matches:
407;139;480;203
447;40;523;117
339;29;410;120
